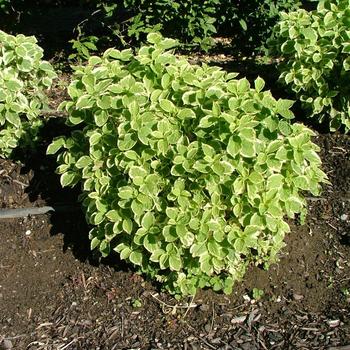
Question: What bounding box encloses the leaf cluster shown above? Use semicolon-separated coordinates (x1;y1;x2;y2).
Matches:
48;33;327;296
269;0;350;132
0;30;57;157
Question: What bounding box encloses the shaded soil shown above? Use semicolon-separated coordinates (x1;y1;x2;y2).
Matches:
0;131;349;350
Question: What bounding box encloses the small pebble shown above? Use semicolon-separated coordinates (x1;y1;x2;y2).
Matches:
340;214;348;221
328;319;340;328
25;230;31;236
243;294;251;302
210;338;221;345
293;294;304;301
199;304;210;312
2;339;13;349
231;315;246;324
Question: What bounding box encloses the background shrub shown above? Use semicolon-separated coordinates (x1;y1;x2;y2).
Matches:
217;0;301;53
268;0;350;132
48;33;327;296
81;0;218;51
76;0;303;53
0;0;11;13
0;30;57;157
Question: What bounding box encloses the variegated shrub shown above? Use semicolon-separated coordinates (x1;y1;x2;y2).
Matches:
269;0;350;132
0;30;57;157
48;33;327;296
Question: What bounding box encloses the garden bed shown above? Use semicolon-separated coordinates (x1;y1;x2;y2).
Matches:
0;131;349;349
1;8;350;345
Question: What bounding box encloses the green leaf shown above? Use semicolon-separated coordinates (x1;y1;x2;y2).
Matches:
76;95;94;109
202;143;216;158
122;218;133;234
68;111;84;125
118;186;134;199
227;136;241;157
179;231;194;247
118;133;138;151
240;139;255;158
266;140;283;154
233;177;245;194
144;233;158;253
5;79;22;91
200;255;212;274
141;212;155;230
293;175;309;190
150;249;165;262
178;108;196;120
301;28;317;43
129;166;148;186
249;171;263;184
124;150;139;160
60;171;77;187
94;110;108;126
239;19;247;31
147;32;162;44
89;132;101;146
106;210;122;222
286;196;303;213
129;251;143;266
131;199;144;217
198;115;216;128
239;128;255;141
47;137;65;155
91;237;101;250
166;207;178;220
96;96;111;110
159;99;176;113
182;91;197;105
120;247;132;260
234;237;246;252
176;224;187;237
304;150;321;164
213;230;225;243
254;76;265;92
169;254;182;271
278;120;292;136
76;156;92;168
18;58;33;72
276;99;294;119
267;174;284;189
206;86;225;99
162;225;177;242
129;100;139;117
237;78;250;93
190;241;207;257
212;161;225;176
161;73;171;89
207;239;224;259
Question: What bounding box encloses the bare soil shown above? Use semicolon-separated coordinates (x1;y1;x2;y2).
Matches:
0;130;349;350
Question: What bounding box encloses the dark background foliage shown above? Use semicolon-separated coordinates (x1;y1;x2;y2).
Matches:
0;0;320;56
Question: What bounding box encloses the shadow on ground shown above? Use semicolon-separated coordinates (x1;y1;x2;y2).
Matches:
10;118;131;272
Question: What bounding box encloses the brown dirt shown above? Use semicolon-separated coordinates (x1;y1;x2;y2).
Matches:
0;134;350;349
